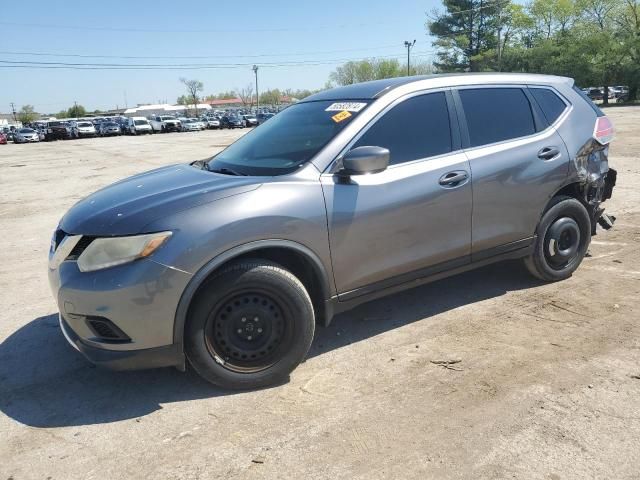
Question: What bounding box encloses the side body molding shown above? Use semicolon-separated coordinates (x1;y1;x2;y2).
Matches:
173;239;334;347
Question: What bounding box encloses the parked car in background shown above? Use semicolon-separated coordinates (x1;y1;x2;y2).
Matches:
242;114;258;127
193;119;207;130
112;116;129;134
98;122;122;136
220;114;244;129
45;121;76;140
149;115;182;133
256;112;275;124
179;118;201;132
203;117;220;129
587;88;603;101
0;133;7;144
126;117;153;135
611;86;629;103
14;128;40;143
74;121;97;138
2;127;17;142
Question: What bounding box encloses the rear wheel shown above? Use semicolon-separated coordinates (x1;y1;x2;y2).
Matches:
185;260;315;389
524;196;591;281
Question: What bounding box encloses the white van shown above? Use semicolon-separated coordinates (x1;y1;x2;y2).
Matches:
126;117;153;135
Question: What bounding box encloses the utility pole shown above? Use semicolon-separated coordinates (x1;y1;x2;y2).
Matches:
404;40;416;76
253;65;259;113
10;102;17;122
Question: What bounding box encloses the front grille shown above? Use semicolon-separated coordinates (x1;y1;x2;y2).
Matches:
86;317;131;342
67;236;95;260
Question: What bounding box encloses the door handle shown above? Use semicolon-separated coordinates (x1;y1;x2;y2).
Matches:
538;146;560;160
438;170;469;187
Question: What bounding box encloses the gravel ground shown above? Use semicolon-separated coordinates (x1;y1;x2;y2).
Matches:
1;109;639;480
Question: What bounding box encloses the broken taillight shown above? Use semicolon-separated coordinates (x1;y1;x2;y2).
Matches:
594;116;614;145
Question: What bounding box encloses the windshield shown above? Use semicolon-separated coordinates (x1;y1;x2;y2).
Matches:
19;128;35;133
77;122;92;127
207;100;368;176
134;120;148;125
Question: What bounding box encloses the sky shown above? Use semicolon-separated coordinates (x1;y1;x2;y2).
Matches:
0;0;442;114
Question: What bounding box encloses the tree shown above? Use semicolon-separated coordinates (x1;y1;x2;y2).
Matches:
176;95;189;105
259;89;282;106
236;83;255;108
17;105;37;124
427;0;509;71
67;104;86;118
180;77;204;115
328;58;404;86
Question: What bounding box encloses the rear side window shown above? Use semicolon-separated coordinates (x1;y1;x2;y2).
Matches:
530;88;567;124
459;88;535;147
353;92;452;165
572;85;605;117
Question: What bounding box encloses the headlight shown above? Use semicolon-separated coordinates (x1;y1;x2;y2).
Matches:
77;232;172;272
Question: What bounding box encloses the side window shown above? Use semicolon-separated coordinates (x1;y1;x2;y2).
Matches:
459;88;536;148
353;92;452;166
530;88;567;124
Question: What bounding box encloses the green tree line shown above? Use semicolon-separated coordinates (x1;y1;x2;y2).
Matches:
427;0;640;100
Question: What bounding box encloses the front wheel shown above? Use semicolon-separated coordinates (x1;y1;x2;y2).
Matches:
185;260;315;389
524;196;591;282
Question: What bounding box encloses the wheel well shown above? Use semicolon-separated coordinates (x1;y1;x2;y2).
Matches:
192;247;329;327
548;182;595;231
552;182;584;203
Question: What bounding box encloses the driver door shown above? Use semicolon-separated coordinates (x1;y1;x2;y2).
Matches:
321;91;472;299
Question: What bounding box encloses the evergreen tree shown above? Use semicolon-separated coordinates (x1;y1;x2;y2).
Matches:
427;0;510;71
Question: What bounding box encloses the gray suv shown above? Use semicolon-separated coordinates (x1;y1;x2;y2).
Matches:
48;73;617;389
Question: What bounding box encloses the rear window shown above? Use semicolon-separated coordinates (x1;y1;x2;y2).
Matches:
530;88;567;124
459;88;535;147
134;120;148;125
573;86;605;117
353;92;452;165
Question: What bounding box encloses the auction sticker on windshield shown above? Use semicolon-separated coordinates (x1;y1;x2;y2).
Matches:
331;110;352;123
325;102;367;112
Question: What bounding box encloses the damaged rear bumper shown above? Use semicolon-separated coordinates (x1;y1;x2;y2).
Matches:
592;168;617;233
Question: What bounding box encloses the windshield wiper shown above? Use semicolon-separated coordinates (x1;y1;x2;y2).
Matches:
207;166;247;176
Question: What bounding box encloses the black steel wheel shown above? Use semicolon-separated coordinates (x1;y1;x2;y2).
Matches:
185;260;315;389
204;289;293;373
525;196;591;281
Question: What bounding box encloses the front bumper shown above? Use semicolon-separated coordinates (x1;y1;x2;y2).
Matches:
49;255;192;370
59;314;184;370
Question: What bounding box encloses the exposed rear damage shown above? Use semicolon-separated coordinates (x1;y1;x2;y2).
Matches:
572;116;617;235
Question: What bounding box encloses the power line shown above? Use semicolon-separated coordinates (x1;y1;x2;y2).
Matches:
0;43;406;60
0;20;408;34
0;52;437;70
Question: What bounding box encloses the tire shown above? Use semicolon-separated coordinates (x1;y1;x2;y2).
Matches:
185;260;315;389
524;196;591;282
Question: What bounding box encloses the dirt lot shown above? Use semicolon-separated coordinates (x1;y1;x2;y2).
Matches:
1;109;639;480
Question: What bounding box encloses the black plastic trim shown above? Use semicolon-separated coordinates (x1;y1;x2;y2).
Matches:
329;240;535;317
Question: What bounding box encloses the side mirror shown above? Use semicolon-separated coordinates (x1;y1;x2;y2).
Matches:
340;146;390;176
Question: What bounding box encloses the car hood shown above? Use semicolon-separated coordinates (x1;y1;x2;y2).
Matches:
60;164;261;236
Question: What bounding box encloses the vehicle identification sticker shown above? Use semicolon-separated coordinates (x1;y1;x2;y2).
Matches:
325;102;367;112
331;110;352;123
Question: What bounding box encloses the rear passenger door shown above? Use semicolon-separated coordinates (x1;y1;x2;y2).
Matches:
322;90;473;298
453;86;570;258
